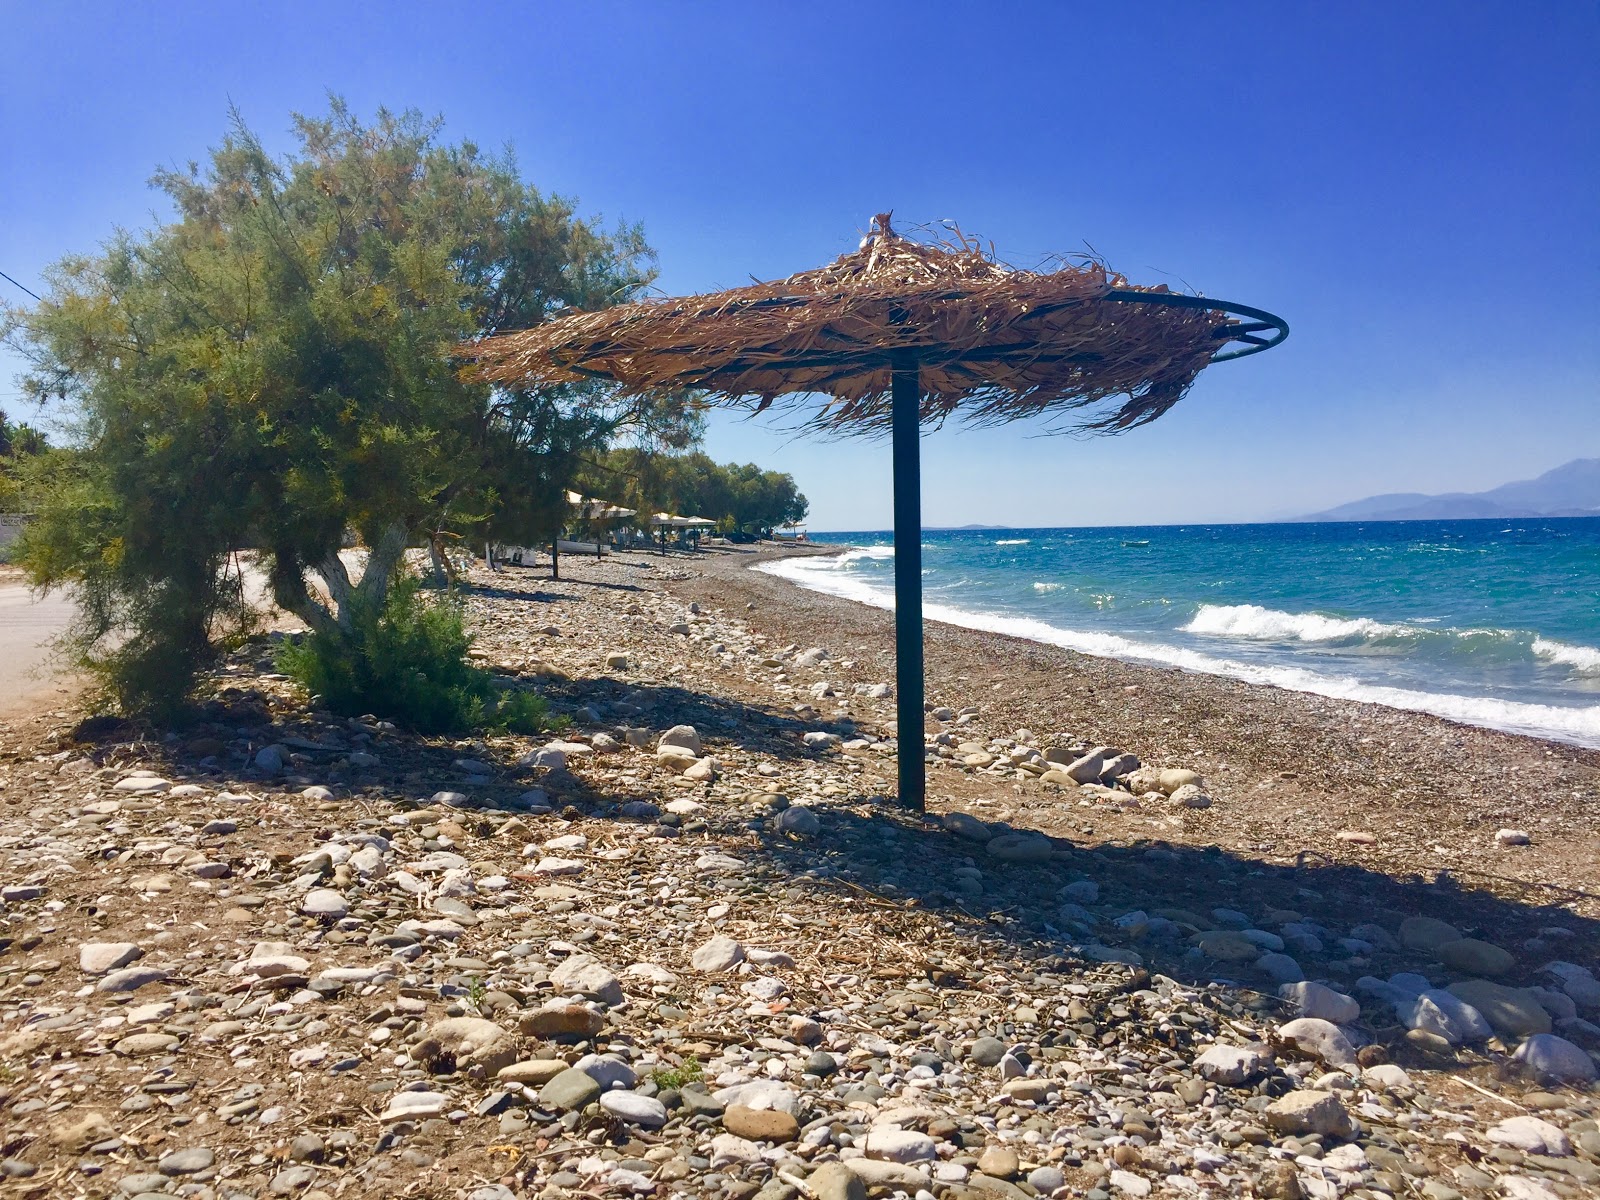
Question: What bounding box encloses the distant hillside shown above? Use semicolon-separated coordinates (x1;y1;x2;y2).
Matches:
1302;458;1600;522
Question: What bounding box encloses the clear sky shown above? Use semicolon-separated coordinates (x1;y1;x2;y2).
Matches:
3;1;1596;530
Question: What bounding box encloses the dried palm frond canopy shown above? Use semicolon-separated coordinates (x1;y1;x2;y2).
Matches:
464;214;1284;433
464;213;1287;813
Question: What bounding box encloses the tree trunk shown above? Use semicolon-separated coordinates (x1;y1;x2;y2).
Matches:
550;540;560;581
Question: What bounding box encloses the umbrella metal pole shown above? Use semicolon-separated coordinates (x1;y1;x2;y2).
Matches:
891;348;925;812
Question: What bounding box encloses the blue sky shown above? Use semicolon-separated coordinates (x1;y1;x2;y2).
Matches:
2;1;1595;530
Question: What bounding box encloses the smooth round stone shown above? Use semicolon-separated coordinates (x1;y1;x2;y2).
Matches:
976;1147;1020;1179
539;1067;603;1111
969;1037;1006;1067
722;1104;799;1142
157;1147;215;1176
1435;938;1514;976
805;1051;839;1076
1028;1166;1066;1192
271;1164;318;1193
301;889;349;919
115;1032;180;1057
599;1090;668;1127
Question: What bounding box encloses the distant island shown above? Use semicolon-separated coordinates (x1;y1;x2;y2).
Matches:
1300;457;1600;522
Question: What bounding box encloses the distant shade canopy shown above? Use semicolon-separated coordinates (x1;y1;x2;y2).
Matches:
463;215;1264;434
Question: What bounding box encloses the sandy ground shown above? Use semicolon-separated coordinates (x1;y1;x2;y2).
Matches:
0;573;79;721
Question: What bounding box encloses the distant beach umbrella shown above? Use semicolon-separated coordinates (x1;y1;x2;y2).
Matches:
465;215;1287;811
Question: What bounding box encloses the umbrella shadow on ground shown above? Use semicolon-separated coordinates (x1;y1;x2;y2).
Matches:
716;796;1600;1078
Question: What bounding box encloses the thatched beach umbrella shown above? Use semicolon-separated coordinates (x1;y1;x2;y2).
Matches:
466;215;1287;810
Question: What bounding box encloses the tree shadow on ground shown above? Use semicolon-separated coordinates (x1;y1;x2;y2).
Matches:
539;677;860;764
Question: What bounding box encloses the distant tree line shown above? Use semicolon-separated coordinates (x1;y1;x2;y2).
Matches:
585;449;807;537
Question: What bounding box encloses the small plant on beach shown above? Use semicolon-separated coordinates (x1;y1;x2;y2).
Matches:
466;976;487;1009
650;1054;703;1091
276;577;558;736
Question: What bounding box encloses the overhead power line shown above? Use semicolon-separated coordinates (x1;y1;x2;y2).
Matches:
0;270;42;302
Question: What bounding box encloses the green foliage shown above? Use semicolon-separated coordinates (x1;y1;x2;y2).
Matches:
276;577;559;735
3;99;657;712
588;449;808;535
0;407;50;516
650;1054;703;1090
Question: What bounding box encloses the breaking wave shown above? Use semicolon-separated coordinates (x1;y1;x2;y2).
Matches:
1184;603;1417;643
1535;638;1600;675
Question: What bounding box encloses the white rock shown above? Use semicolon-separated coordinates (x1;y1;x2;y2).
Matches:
691;936;745;972
657;725;702;756
624;962;679;986
301;888;348;918
380;1090;449;1122
1060;752;1105;783
1512;1033;1597;1083
1495;828;1531;846
709;1133;764;1167
1194;1044;1267;1085
1109;1169;1151;1197
550;955;624;1006
78;942;142;974
864;1127;936;1163
1276;1017;1357;1066
1399;990;1491;1045
1498;1177;1561;1200
1487;1115;1571;1156
1168;783;1213;808
1362;1063;1411;1091
113;776;170;794
1279;981;1361;1025
530;857;584;876
682;757;717;781
713;1079;800;1114
599;1090;667;1127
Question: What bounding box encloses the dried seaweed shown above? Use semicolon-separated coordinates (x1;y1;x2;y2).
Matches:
462;215;1232;435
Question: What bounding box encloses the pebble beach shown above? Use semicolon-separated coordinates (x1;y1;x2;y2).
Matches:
1;542;1598;1200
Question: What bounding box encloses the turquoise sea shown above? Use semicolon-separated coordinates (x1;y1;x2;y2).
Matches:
757;518;1600;748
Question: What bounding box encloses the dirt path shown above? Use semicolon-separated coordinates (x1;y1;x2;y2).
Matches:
0;577;79;722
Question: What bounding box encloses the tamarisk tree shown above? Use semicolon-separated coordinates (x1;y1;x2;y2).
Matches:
3;100;657;712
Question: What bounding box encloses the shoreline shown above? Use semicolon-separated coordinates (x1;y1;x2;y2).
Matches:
665;544;1600;909
765;535;1600;751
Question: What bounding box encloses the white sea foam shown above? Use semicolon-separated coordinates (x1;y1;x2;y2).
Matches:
995;538;1031;545
1184;603;1417;643
757;558;1600;747
1032;581;1063;592
1534;638;1600;675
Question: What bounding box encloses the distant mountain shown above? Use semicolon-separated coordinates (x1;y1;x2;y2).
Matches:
1302;458;1600;522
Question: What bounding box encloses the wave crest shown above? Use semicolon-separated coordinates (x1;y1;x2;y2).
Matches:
1534;638;1600;675
1184;603;1416;643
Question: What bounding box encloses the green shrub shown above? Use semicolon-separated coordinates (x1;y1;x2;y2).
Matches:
277;578;559;735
